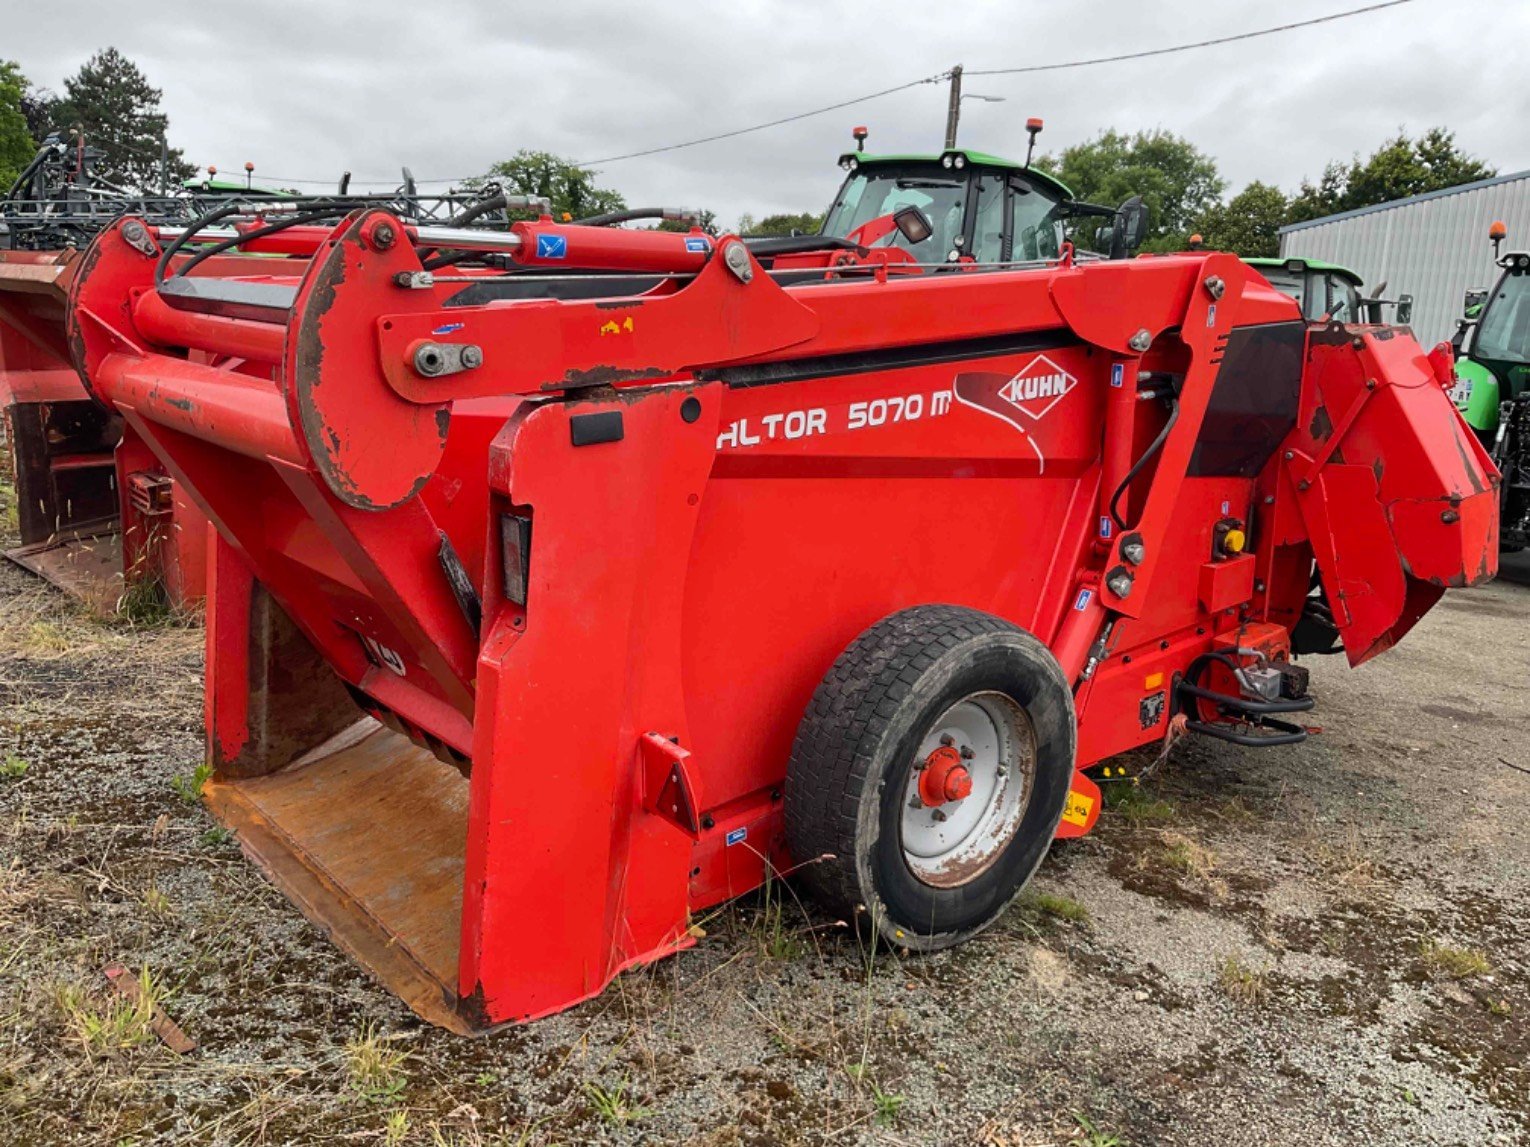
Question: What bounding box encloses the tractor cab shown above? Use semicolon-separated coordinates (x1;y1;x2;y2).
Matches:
819;148;1074;264
1244;257;1364;323
1451;223;1530;548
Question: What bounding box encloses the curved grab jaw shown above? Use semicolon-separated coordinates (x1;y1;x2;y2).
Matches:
1291;328;1500;665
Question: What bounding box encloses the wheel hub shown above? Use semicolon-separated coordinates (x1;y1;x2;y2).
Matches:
919;745;974;806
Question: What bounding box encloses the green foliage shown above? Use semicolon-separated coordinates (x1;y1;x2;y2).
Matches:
738;211;825;237
1287;127;1494;223
1193;181;1289;257
1036;129;1223;252
0;61;35;189
585;1079;651;1125
0;753;29;780
481;149;624;221
171;762;213;805
49;48;195;192
657;207;719;235
871;1084;905;1126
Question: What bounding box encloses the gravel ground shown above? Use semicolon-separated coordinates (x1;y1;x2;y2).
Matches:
1;529;1526;1146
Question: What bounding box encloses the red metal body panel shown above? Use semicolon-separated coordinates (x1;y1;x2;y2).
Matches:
64;212;1498;1029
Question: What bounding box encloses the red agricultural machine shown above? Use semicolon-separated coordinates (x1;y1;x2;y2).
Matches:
64;176;1497;1031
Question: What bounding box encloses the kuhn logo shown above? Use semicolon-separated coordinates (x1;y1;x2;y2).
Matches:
952;354;1078;435
997;356;1077;420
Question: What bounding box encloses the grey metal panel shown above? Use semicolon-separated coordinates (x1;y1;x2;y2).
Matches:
1277;174;1530;346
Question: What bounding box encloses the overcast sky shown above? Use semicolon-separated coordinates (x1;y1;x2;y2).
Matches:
7;0;1527;226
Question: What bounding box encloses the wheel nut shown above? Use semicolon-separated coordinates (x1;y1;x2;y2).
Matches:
959;745;974;760
931;808;948;822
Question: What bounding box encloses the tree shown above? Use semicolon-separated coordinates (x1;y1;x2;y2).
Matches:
1192;181;1289;257
50;48;194;191
1287;127;1495;223
0;61;34;190
481;150;625;220
739;211;824;237
1036;129;1223;252
657;208;719;235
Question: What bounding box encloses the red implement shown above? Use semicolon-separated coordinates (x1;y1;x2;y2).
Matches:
66;210;1497;1031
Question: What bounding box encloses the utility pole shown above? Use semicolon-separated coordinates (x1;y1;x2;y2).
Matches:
943;65;963;150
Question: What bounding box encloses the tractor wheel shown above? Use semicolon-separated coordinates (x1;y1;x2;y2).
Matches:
786;605;1075;950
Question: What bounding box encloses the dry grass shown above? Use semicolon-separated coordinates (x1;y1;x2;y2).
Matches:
1217;956;1271;1005
1418;939;1492;980
52;968;164;1058
343;1023;411;1104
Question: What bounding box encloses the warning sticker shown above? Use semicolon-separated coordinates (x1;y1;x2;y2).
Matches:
1061;790;1095;828
684;236;711;253
536;234;568;259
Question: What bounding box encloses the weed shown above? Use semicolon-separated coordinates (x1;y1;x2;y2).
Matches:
199;826;234;847
383;1109;410;1145
871;1084;905;1127
1418;939;1491;980
585;1078;651;1125
116;576;174;627
1071;1111;1126;1146
141;883;172;918
1487;998;1511;1017
0;754;28;781
1105;783;1175;824
343;1023;410;1103
1218;956;1270;1005
54;968;162;1056
474;1070;496;1087
755;867;803;961
1160;831;1217;880
1021;889;1090;923
171;763;214;805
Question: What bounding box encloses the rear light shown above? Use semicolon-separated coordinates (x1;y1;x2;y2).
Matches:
500;512;532;606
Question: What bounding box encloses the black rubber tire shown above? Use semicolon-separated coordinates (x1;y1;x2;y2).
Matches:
785;604;1076;950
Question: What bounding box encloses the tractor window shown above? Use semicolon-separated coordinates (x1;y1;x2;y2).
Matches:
1475;271;1530;365
1304;272;1359;322
969;174;1006;263
1010;181;1065;261
1258;267;1306;310
821;165;967;257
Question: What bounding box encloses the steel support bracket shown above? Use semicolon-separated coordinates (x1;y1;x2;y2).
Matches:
640;731;705;838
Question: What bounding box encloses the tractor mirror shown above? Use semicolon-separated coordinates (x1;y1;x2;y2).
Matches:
1396;294;1413;325
893;206;934;246
1108;196;1149;259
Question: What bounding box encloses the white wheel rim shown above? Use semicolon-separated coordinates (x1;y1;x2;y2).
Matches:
899;692;1036;888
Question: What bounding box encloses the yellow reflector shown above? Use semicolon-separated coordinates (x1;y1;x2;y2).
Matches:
1144;671;1164;690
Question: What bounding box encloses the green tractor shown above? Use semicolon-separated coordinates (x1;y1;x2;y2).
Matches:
1451;221;1530;548
813;122;1149;263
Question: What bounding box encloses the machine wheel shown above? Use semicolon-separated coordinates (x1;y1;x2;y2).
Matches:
786;605;1075;949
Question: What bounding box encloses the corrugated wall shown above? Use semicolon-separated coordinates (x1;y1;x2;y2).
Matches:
1278;172;1530;347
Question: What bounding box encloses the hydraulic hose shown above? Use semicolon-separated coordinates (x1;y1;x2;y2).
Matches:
575;206;701;228
1108;392;1179;531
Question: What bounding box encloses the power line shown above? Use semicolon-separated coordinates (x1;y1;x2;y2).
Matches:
191;0;1420;185
573;73;950;167
966;0;1417;77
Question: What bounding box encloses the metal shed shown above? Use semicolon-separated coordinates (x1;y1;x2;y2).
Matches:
1278;170;1530;347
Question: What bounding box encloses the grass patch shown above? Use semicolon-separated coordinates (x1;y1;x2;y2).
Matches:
753;867;804;961
1071;1111;1127;1146
171;762;213;805
1159;831;1218;881
141;883;172;919
199;826;234;847
1105;783;1175;825
0;754;28;781
53;968;163;1057
343;1023;410;1103
1418;939;1491;980
871;1083;905;1127
1019;888;1090;924
585;1079;651;1126
1217;956;1270;1005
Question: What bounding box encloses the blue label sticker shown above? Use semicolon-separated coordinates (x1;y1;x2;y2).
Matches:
684;236;711;253
432;322;464;336
1221;500;1230;515
1110;363;1125;388
1074;588;1094;611
725;827;747;847
1206;303;1217;328
1099;516;1114;539
536;234;568;259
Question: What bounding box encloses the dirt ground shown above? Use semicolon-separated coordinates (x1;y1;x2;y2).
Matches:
2;514;1527;1146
